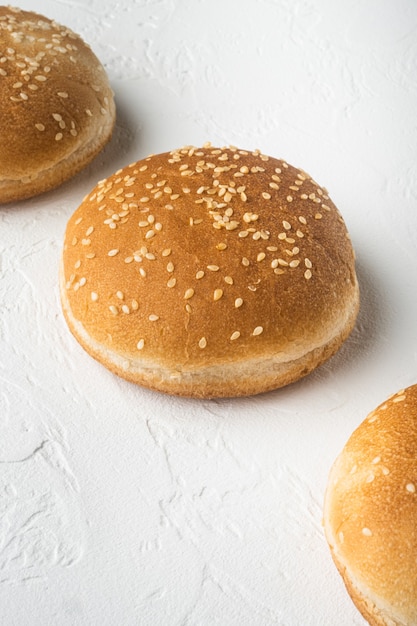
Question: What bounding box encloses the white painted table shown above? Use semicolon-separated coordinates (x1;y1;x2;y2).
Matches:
1;1;417;624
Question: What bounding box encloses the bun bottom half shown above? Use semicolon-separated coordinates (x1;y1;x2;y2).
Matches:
60;265;359;398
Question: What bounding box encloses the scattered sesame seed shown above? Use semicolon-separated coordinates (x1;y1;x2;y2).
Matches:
207;265;219;272
109;305;118;315
91;292;98;302
304;269;312;280
230;331;241;341
167;278;176;288
184;288;195;299
253;326;264;336
362;528;372;537
108;249;119;257
137;339;145;350
199;337;207;349
406;483;416;493
196;271;205;279
149;314;159;321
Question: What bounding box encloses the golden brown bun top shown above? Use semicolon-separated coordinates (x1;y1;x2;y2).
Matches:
324;384;417;625
0;6;114;181
61;144;358;371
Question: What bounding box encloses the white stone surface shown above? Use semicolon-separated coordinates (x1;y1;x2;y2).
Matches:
1;0;417;624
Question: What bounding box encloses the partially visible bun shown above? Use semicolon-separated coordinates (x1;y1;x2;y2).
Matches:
324;384;417;626
0;6;116;204
60;143;359;398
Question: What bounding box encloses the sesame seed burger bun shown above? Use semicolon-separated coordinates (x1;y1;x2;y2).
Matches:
0;6;116;204
60;144;359;398
323;384;417;625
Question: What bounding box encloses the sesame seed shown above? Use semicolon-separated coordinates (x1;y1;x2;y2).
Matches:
184;288;195;299
109;305;119;315
242;257;250;267
91;292;98;302
235;298;243;308
167;262;174;273
406;483;416;493
304;258;312;268
224;276;233;285
196;271;205;279
137;339;145;350
253;326;264;336
162;248;172;257
149;314;159;321
230;331;241;341
55;133;63;141
122;305;130;314
108;249;119;257
116;291;124;300
35;123;45;131
304;270;312;280
362;528;372;537
257;252;266;262
262;192;271;200
199;337;207;349
207;265;219;272
167;278;176;288
213;289;223;301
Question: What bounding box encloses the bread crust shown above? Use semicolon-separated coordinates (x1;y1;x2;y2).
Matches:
0;6;115;203
60;144;359;397
324;385;417;625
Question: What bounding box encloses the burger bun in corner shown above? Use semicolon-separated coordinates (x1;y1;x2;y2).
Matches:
0;6;116;204
324;384;417;626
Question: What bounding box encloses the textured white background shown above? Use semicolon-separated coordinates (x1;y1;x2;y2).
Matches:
1;1;417;624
